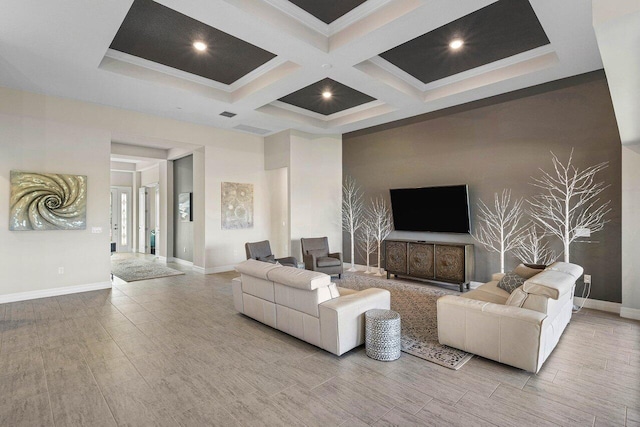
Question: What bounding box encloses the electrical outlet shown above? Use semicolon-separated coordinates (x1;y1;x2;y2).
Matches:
584;274;591;284
183;247;187;253
58;267;64;274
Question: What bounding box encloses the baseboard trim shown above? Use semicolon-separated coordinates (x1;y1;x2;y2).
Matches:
620;306;640;320
206;264;236;274
192;265;206;274
171;258;193;267
574;297;621;314
0;281;113;304
157;256;168;263
348;263;383;273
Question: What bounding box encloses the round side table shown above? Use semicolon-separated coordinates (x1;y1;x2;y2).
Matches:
365;309;401;361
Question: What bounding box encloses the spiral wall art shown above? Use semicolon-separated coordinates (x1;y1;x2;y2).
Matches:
9;171;87;231
221;182;253;230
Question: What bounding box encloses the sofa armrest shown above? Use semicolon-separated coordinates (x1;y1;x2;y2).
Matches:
319;288;390;355
303;253;317;269
437;295;547;373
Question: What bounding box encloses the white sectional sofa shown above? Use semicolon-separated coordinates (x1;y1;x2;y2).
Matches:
233;259;390;355
437;262;583;373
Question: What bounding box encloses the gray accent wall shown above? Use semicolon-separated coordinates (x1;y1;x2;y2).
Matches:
343;71;622;303
173;155;194;262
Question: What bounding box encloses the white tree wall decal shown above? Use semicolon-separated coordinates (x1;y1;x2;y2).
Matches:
341;176;364;272
472;189;527;273
529;150;611;262
357;220;377;274
513;225;557;266
368;196;393;276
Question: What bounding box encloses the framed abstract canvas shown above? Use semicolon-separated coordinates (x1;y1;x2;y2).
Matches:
10;171;87;231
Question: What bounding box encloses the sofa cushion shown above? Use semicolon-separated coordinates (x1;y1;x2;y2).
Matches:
497;272;526;294
317;256;341;268
514;264;544;280
267;266;331;290
505;286;529;307
461;281;509;304
307;248;329;258
235;259;280;279
523;270;577;299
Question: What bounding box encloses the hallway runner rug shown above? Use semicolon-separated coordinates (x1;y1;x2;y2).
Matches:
111;256;185;282
336;272;473;370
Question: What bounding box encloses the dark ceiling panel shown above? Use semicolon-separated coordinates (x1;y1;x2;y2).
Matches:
379;0;550;85
287;0;368;24
278;78;376;116
110;0;276;85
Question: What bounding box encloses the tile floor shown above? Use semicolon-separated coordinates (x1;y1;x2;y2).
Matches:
1;263;639;426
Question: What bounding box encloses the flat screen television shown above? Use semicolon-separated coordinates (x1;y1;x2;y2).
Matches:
389;185;470;233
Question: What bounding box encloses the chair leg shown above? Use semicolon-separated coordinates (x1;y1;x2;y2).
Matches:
338;274;341;279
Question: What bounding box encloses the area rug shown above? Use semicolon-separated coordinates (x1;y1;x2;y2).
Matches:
336;273;473;370
111;256;185;282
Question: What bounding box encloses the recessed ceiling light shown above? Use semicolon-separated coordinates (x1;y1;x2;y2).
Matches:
449;39;464;50
193;41;207;51
322;91;332;99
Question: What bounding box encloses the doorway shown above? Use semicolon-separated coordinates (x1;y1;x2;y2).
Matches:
110;186;132;253
138;184;160;255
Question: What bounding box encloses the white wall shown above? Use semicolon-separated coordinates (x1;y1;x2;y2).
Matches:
594;1;640;319
289;131;342;260
0;115;111;301
140;165;160;186
202;138;271;272
266;167;289;258
621;145;640;319
110;171;133;187
0;86;269;298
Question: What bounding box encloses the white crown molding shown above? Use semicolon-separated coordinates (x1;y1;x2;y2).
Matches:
270;99;385;121
370;44;557;92
262;0;391;36
103;49;286;92
0;281;112;304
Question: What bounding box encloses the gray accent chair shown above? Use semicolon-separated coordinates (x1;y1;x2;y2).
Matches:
245;240;298;267
300;237;343;278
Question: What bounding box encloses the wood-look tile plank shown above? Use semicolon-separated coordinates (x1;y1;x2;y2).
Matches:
101;378;175;426
224;392;306;426
491;383;595;426
456;392;558;427
270;385;353;426
628;407;640;427
0;392;54;427
173;399;240;427
554;370;640;410
309;376;394;424
416;398;497;427
374;408;433;426
88;355;143;388
524;376;626;425
0;368;47;406
50;385;116;427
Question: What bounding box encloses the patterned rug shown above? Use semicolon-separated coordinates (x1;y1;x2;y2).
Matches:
335;273;473;370
111;256;185;282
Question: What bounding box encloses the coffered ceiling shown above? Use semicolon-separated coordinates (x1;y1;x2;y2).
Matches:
0;0;604;137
